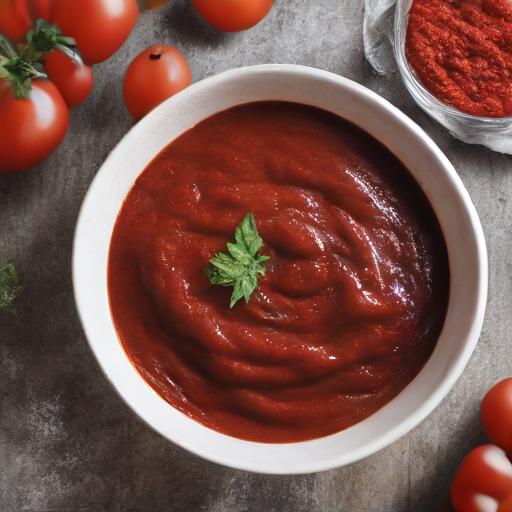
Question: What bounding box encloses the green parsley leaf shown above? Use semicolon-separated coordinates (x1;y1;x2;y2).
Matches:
205;213;269;308
0;263;22;311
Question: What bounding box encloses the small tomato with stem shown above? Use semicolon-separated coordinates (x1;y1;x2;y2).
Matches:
44;50;93;107
123;44;191;121
0;78;68;172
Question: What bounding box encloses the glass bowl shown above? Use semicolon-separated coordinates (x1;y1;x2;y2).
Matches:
394;0;512;153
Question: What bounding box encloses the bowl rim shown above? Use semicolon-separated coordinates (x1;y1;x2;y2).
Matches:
72;63;488;474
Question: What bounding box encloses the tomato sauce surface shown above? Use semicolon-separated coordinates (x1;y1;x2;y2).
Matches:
108;102;449;442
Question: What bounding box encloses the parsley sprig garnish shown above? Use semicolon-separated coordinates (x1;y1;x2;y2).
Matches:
0;263;22;311
205;213;270;308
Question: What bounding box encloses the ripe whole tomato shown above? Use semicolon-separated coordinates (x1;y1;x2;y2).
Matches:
0;0;139;171
0;0;56;42
481;378;512;455
123;44;191;120
44;50;93;107
0;0;32;42
191;0;273;32
0;80;69;172
451;445;512;512
51;0;139;64
0;0;138;63
448;378;512;512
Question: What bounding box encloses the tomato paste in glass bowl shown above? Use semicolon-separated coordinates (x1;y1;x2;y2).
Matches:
395;0;512;153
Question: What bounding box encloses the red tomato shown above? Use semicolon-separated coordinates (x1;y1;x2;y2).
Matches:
50;0;139;64
0;80;69;172
27;0;52;20
145;0;167;9
0;0;32;42
44;51;93;107
191;0;273;32
481;378;512;454
0;0;54;41
451;445;512;512
123;44;191;120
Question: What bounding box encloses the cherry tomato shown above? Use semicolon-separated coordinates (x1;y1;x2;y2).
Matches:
123;44;191;121
44;50;93;107
0;0;32;42
0;80;68;173
481;378;512;455
450;445;512;512
191;0;273;32
50;0;139;64
0;0;55;41
27;0;52;20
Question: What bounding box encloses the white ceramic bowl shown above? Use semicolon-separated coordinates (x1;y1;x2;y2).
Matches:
73;64;487;474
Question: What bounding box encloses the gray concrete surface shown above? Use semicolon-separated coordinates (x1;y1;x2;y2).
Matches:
0;1;508;511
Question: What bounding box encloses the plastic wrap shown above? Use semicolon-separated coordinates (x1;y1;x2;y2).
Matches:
363;0;397;75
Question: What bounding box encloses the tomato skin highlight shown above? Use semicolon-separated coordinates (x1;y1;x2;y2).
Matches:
123;44;191;121
44;51;93;108
450;445;512;512
0;80;69;173
481;378;512;455
191;0;273;32
50;0;139;64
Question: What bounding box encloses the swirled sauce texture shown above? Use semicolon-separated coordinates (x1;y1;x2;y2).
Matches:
406;0;512;117
108;102;449;442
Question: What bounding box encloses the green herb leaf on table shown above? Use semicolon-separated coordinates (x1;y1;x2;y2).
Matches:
205;213;270;308
0;263;22;311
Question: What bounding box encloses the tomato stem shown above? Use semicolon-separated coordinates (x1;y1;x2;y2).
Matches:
27;19;66;52
26;19;83;65
0;18;83;99
0;55;47;99
0;35;17;59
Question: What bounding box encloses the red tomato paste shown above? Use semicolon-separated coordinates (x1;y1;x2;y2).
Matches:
406;0;512;117
108;102;449;442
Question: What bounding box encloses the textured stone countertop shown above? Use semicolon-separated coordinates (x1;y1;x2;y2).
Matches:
1;1;508;511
